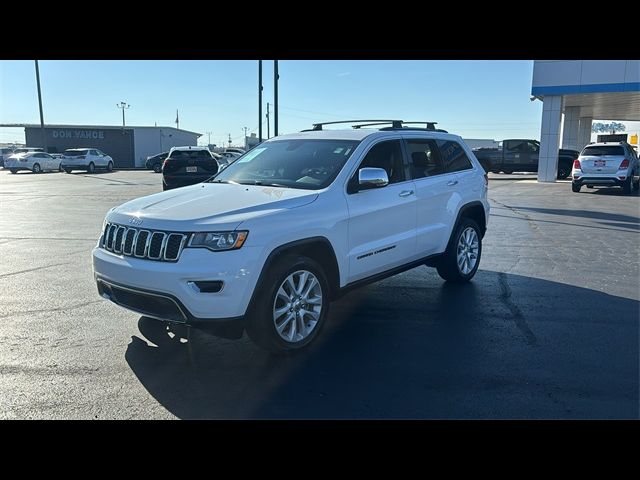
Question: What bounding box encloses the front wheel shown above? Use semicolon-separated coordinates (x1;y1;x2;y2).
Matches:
9;169;17;174
107;161;113;172
246;255;329;353
502;169;513;175
32;163;41;174
436;218;482;283
87;162;95;174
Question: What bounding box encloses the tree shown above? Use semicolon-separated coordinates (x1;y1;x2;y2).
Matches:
592;122;626;134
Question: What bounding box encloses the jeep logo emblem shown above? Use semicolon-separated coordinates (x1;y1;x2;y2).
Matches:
129;217;143;226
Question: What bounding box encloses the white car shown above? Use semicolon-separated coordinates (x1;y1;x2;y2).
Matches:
61;148;113;173
93;120;490;352
572;142;640;194
218;151;242;164
5;151;62;174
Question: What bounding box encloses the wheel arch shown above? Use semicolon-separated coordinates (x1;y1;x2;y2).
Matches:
249;237;342;309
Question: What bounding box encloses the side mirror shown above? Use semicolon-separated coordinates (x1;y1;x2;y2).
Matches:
358;167;389;190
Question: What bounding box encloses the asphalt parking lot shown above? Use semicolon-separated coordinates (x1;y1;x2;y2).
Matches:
0;169;638;419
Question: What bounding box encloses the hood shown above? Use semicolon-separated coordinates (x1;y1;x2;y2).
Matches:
107;182;319;231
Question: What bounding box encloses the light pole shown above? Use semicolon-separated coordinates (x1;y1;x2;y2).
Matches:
274;60;279;137
243;126;248;148
207;131;212;146
34;60;46;151
116;102;130;127
258;60;263;143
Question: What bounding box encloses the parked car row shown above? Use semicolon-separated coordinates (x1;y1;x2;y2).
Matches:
2;147;114;174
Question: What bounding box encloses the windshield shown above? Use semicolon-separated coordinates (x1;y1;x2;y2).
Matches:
64;149;89;156
210;139;360;190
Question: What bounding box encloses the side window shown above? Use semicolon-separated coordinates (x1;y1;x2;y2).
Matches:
90;150;99;156
437;140;473;173
526;141;539;153
405;139;443;179
505;140;526;152
358;140;405;184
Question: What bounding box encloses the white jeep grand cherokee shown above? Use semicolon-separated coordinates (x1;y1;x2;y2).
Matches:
93;120;490;352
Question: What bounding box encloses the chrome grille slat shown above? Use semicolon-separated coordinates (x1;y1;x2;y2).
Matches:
100;222;187;262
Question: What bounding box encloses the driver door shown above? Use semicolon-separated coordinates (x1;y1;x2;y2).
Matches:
345;139;417;283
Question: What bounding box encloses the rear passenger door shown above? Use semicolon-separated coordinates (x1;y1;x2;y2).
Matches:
403;137;454;255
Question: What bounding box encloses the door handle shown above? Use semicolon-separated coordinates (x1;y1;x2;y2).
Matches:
447;180;458;186
399;190;414;197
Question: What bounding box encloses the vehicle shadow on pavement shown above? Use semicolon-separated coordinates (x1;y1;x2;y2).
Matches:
124;270;639;419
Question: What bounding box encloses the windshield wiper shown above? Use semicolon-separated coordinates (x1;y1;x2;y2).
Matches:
237;180;291;188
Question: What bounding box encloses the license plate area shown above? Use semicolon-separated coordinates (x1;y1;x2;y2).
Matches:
594;160;605;167
186;166;197;173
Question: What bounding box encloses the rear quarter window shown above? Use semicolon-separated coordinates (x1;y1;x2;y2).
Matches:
437;140;473;173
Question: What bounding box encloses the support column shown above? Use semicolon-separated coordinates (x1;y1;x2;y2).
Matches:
562;106;580;150
537;95;563;182
577;116;593;151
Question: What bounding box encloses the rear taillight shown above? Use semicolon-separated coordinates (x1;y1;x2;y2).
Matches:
162;159;169;168
573;160;581;170
619;159;629;170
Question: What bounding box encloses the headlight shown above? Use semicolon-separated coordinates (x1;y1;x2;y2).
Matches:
188;231;248;251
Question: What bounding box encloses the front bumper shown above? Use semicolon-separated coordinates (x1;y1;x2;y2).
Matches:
92;244;264;321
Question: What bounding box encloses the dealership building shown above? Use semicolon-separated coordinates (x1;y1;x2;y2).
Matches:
1;124;201;168
531;60;640;182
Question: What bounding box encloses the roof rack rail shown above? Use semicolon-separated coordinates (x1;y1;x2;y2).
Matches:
311;119;403;131
307;119;445;132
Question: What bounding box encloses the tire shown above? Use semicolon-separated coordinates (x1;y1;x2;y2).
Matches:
9;169;17;174
246;254;330;353
632;171;639;191
87;162;95;173
107;161;113;172
436;217;482;283
622;176;632;194
571;183;581;193
153;163;162;173
502;170;513;174
64;168;72;174
32;163;41;174
557;162;571;180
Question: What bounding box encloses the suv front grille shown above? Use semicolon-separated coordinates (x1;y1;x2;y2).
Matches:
101;223;188;262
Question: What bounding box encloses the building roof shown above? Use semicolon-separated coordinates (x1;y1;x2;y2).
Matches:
0;124;202;137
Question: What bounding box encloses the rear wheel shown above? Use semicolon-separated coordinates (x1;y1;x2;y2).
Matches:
557;162;571;180
87;162;95;173
107;161;113;172
436;218;482;283
622;176;632;194
571;183;581;193
246;254;329;353
64;168;72;174
32;163;41;174
633;171;639;191
502;169;513;174
9;169;17;174
153;163;162;173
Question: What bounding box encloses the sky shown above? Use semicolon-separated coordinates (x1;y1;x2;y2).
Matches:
0;60;638;146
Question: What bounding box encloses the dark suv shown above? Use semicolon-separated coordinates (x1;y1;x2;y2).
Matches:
162;147;221;191
145;151;168;173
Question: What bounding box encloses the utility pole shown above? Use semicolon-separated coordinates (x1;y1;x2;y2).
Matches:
117;101;130;127
228;133;232;147
266;102;270;139
207;131;212;146
274;60;279;137
243;127;248;149
34;60;46;151
258;60;263;143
